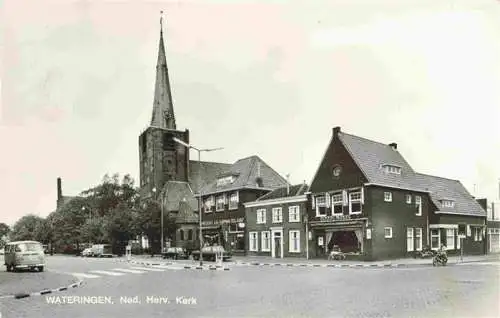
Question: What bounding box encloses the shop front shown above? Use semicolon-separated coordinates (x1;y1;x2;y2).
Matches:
309;215;368;259
201;217;245;254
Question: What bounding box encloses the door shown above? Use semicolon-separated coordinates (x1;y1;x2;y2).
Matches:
274;237;281;258
271;231;283;258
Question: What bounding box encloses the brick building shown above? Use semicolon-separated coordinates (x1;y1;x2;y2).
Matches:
307;127;487;261
244;183;309;258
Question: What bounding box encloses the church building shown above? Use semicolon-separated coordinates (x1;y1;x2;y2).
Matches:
138;15;287;253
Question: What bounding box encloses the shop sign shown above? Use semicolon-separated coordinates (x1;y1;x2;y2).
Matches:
201;218;244;226
319;214;352;222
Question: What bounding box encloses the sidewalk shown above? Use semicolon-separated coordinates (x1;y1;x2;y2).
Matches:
230;254;500;267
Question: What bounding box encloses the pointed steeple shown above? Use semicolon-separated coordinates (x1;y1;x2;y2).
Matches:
151;11;176;130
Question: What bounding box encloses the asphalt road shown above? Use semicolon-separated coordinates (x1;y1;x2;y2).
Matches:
0;256;498;318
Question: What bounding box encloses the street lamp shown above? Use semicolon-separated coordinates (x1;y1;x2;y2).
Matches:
152;187;165;255
173;137;223;266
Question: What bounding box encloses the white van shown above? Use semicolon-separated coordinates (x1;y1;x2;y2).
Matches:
91;244;113;257
4;241;45;272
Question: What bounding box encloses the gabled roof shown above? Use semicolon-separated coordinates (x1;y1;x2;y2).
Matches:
159;181;198;212
199;155;288;196
339;132;428;192
414;173;486;217
189;160;232;194
257;183;309;201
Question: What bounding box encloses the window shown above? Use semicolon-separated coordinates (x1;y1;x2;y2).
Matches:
406;195;412;204
384;227;393;239
441;200;455;208
288;206;300;222
384;192;392;202
431;229;440;249
261;231;270;252
204;196;214;213
216;195;225;211
415;228;422;251
229;192;239;210
272;208;283;223
349;192;362;214
228;223;240;233
446;229;455;250
315;196;326;216
407;228;414;251
289;230;300;253
332;194;343;214
188;229;193;241
179;230;185;241
249;232;258;251
474;227;483;242
383;165;401;174
415;196;422;216
256;209;266;224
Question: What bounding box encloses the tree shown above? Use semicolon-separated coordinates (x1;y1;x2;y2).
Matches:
0;222;10;248
10;215;45;242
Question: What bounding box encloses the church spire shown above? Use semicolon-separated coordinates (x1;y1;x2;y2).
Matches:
150;11;176;130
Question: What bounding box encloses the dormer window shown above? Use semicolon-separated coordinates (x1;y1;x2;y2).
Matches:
441;200;455;208
382;164;401;175
217;176;235;187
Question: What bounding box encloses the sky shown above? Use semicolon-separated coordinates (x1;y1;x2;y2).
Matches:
1;0;499;226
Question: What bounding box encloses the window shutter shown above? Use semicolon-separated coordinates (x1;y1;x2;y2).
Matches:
325;193;331;208
342;190;348;206
236;191;239;203
312;196;316;209
361;187;364;205
223;193;227;205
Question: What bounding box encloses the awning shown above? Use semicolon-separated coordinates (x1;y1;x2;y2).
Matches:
201;225;222;231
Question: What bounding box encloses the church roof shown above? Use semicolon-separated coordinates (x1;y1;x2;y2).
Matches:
175;200;199;224
150;17;176;130
159;181;198;212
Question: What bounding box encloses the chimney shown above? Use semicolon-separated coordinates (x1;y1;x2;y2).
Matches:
389;143;397;150
57;177;62;202
492;202;495;221
333;126;341;137
286;174;290;196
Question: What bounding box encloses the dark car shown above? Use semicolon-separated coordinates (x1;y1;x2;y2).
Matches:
191;246;232;262
162;247;188;260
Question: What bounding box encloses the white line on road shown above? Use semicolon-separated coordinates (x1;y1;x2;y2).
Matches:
88;270;126;276
71;273;101;279
130;266;165;272
111;268;146;274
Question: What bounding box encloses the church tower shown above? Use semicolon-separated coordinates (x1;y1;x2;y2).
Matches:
139;12;190;196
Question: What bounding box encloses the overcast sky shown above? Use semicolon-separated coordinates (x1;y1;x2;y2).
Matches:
1;0;499;226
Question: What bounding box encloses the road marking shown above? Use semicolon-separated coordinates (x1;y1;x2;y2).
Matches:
130;266;165;272
111;268;146;274
88;270;125;276
71;273;101;279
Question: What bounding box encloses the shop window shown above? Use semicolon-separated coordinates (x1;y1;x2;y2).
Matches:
446;229;455;250
431;229;440;249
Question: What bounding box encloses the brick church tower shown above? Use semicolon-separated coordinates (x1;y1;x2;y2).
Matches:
138;15;190;197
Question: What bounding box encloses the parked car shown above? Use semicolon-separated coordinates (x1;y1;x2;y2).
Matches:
91;244;113;257
81;248;93;257
162;247;188;260
191;245;232;262
4;241;45;272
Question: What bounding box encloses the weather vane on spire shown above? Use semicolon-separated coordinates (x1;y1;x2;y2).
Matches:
160;10;164;31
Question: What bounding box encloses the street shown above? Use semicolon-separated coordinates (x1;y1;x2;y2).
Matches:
0;255;499;318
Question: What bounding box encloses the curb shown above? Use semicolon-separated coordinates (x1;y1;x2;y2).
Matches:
117;259;230;271
238;262;408;269
0;280;84;300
